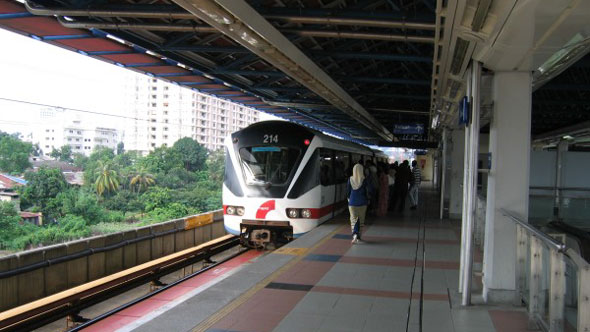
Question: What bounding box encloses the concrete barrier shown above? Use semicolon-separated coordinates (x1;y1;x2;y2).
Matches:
0;210;225;311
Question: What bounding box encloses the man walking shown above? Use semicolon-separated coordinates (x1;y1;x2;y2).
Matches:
409;160;422;210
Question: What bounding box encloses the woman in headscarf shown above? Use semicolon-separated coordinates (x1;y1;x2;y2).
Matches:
347;163;369;244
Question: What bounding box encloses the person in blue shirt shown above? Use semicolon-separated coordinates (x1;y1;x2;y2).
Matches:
347;163;370;244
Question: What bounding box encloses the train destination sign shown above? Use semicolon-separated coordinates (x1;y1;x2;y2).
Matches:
393;123;425;135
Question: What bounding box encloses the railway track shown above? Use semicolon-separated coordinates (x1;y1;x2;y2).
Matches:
0;235;244;332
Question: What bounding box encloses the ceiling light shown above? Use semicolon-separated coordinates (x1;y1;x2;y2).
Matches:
562;135;574;140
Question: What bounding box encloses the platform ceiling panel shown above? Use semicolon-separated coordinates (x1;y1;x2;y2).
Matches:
0;0;442;145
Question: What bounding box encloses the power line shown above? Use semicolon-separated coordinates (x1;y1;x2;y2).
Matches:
0;96;255;131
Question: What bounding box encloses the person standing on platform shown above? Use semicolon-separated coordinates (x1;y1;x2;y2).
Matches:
392;160;411;213
347;164;369;244
409;160;422;210
388;162;398;210
376;163;390;217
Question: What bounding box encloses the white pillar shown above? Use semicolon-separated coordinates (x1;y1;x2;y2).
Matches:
449;129;466;220
483;71;532;303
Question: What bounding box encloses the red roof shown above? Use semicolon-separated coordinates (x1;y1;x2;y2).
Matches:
0;174;19;189
20;211;42;218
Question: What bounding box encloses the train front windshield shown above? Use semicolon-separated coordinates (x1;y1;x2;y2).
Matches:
239;146;300;186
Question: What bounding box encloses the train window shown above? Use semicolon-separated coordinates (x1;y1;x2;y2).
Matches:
239;146;300;185
320;149;334;186
335;152;350;183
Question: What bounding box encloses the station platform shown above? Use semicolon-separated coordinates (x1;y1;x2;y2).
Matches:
85;187;533;332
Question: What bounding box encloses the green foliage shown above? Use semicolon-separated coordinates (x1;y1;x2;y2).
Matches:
50;145;73;162
207;149;225;183
139;146;183;174
83;147;116;185
0;134;32;174
94;160;120;196
155;167;197;189
130;167;156;193
116;142;125;155
103;189;144;213
73;153;89;169
141;186;172;211
19;167;68;212
56;189;106;224
0;202;23;248
145;202;198;224
90;221;135;235
172;137;208;172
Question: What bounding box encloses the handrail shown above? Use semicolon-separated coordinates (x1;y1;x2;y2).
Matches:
500;208;566;252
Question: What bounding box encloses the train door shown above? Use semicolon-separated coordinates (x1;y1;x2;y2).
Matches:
320;149;335;212
334;151;350;213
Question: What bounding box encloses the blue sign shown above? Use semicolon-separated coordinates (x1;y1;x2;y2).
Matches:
458;96;470;125
252;147;281;152
393;123;424;135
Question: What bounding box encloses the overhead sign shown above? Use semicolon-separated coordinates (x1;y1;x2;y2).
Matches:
393;123;425;135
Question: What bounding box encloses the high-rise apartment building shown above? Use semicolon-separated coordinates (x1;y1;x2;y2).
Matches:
124;75;259;154
31;108;120;157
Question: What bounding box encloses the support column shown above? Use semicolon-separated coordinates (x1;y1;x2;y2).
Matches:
483;71;532;303
449;129;466;220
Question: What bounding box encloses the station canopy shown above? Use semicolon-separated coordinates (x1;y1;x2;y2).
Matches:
0;0;589;147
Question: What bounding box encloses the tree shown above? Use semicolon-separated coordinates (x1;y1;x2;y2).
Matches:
206;149;225;183
49;145;73;162
73;153;89;169
130;167;156;193
172;137;208;172
0;201;22;248
83;147;116;185
19;167;68;212
94;161;120;196
0;134;32;174
116;142;125;155
139;146;183;174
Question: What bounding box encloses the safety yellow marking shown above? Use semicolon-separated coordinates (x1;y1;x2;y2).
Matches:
192;226;346;332
184;214;213;230
273;247;308;256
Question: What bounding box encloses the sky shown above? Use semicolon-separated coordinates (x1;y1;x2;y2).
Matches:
0;28;277;136
0;28;135;134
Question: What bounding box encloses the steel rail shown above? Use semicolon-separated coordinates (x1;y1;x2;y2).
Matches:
67;247;250;332
0;235;239;332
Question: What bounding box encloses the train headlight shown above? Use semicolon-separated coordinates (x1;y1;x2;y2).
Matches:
236;206;245;216
226;206;236;215
287;208;299;218
301;209;312;218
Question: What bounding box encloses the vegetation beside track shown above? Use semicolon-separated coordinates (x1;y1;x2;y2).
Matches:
0;132;225;251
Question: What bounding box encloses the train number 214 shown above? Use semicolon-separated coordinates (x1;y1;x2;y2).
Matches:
263;134;279;143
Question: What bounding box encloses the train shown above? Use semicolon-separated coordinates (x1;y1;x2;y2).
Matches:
222;120;388;248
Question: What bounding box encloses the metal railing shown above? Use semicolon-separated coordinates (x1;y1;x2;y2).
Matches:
501;209;590;332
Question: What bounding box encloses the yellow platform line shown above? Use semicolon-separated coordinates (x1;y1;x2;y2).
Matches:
192;225;346;332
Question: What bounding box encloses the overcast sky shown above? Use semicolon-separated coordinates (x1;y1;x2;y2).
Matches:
0;28;276;135
0;28;135;134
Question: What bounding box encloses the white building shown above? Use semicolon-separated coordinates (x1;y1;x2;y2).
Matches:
32;108;120;156
124;75;260;154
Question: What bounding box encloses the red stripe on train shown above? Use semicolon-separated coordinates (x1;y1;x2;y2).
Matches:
308;200;348;219
256;200;275;219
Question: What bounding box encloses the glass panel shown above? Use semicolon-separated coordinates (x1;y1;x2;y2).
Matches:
239;146;300;185
320;149;334;186
335;151;350;183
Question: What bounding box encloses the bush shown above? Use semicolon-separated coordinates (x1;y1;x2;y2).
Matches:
90;222;136;235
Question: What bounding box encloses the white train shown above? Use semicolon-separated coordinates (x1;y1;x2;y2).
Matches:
223;121;387;247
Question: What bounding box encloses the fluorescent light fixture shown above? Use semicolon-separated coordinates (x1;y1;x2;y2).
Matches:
562;135;574;140
106;34;126;45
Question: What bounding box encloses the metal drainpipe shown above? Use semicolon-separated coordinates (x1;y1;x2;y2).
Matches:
459;66;472;291
439;128;447;219
462;61;481;306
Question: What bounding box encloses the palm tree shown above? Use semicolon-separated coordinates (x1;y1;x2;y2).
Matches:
95;160;120;196
130;167;156;193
